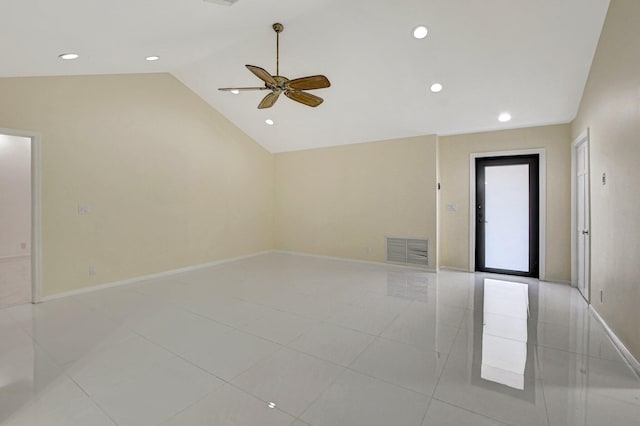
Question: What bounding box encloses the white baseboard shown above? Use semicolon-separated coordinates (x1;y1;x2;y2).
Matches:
439;266;471;273
272;250;437;272
540;279;572;286
589;305;640;378
40;250;274;302
0;254;30;263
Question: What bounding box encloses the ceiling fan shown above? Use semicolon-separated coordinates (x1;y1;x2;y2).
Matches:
218;23;331;109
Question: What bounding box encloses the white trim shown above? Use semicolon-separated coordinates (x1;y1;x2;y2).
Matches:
589;306;640;379
469;149;547;279
272;250;437;272
40;250;273;302
571;129;591;302
0;128;42;304
0;254;30;262
438;265;471;273
539;279;572;286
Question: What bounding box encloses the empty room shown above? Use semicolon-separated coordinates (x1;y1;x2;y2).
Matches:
1;0;639;425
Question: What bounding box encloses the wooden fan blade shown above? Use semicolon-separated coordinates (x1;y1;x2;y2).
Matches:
286;75;331;91
284;90;324;107
218;87;267;91
246;65;277;86
258;91;280;109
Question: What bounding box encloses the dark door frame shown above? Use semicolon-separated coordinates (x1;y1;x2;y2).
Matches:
475;154;540;278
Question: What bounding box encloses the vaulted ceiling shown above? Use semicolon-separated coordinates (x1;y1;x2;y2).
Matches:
0;0;610;152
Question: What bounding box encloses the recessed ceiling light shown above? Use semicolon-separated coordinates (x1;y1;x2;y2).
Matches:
145;56;160;61
265;119;274;125
430;83;443;93
230;89;240;95
498;112;512;122
58;53;79;60
413;26;429;39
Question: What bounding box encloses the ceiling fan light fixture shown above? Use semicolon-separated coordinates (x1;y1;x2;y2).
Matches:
413;25;429;39
498;112;512;122
430;83;443;93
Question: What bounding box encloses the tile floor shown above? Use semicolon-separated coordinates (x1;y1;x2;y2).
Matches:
1;252;639;425
0;255;31;309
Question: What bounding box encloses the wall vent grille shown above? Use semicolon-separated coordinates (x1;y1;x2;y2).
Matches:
386;237;429;267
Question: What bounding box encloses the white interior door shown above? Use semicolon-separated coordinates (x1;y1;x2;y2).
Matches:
576;142;590;301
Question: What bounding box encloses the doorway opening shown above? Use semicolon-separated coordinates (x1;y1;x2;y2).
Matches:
469;150;546;280
0;129;41;306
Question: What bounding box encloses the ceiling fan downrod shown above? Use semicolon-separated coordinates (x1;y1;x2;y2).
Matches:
273;23;283;76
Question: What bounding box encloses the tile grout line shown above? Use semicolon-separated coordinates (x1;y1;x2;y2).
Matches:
533;344;553;426
428;397;513;426
419;325;463;426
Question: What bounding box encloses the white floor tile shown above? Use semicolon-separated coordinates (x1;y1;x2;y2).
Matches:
300;369;430;426
181;329;281;380
349;337;446;395
92;355;223;426
190;299;275;328
130;307;233;355
2;375;114;426
239;309;318;345
232;347;344;416
66;333;175;395
0;256;31;309
288;322;375;366
380;307;459;354
3;253;639;426
4;396;116;426
434;342;549;426
326;303;398;335
162;384;295;426
421;399;507;426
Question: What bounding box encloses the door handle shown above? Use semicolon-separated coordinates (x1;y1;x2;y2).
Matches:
582;229;589;235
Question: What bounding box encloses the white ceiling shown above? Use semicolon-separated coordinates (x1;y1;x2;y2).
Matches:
0;0;610;152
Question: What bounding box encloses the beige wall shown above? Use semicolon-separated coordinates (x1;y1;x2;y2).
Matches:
275;136;438;267
0;74;274;297
572;0;640;358
438;124;572;282
0;135;31;257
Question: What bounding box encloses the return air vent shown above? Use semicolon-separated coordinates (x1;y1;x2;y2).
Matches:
386;237;429;267
203;0;240;6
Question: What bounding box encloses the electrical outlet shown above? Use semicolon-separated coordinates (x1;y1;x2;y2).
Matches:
89;265;96;276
